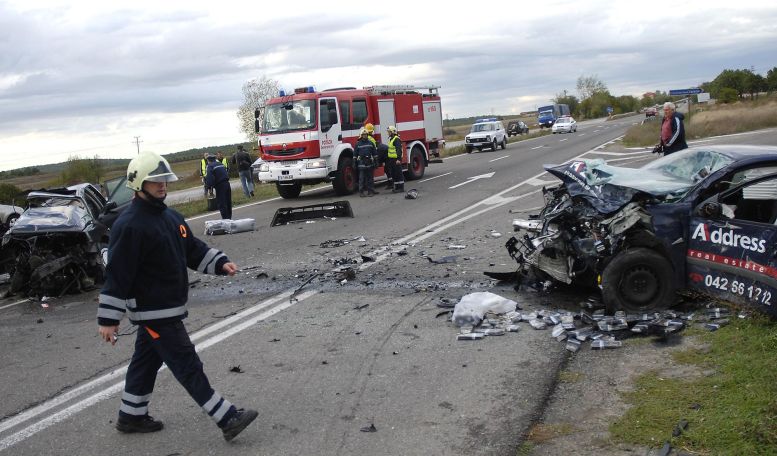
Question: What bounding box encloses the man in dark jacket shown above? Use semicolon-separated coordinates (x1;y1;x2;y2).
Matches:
232;145;255;198
355;128;379;197
97;151;257;441
656;102;688;155
205;154;232;219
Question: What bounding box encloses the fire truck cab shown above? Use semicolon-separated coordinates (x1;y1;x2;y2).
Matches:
253;85;444;199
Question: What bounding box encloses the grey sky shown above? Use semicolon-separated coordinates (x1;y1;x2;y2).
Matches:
1;0;776;172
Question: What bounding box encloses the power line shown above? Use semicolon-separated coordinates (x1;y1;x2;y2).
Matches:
133;136;143;154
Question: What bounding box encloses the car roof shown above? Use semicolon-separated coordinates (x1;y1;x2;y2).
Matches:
698;144;777;160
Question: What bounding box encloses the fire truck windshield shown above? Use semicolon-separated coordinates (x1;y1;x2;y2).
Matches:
262;100;317;133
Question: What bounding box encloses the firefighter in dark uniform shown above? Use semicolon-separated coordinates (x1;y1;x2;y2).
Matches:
205;154;232;219
387;125;405;193
365;122;391;187
97;151;257;441
355;128;379;197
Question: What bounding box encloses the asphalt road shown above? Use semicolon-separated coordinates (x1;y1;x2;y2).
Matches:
1;117;773;455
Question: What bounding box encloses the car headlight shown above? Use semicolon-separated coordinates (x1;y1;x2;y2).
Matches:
486;135;491;141
258;163;269;172
306;159;327;169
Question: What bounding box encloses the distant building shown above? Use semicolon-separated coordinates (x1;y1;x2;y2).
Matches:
642;92;656;99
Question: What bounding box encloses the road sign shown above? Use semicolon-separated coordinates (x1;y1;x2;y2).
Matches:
669;88;703;96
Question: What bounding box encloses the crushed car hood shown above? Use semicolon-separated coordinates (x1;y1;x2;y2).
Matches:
545;159;695;214
10;206;91;234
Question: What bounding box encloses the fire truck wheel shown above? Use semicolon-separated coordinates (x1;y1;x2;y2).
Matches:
601;248;676;313
276;182;302;199
332;156;357;195
406;146;426;180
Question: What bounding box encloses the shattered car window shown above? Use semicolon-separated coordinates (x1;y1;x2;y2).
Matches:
642;149;734;183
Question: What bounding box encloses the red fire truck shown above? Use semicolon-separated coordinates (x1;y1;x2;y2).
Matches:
253;85;444;198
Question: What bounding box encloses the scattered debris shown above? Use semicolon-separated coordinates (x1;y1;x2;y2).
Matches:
204;218;255;235
360;423;377;432
271;201;354;226
451;292;518;327
320;239;350;248
437;297;456;308
229;365;244;373
353;303;369;310
672;418;689;437
427;255;457;264
405;189;419;200
360;254;375;263
447;244;466;250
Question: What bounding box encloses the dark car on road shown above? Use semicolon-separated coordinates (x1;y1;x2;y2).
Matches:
507;121;529;137
0;178;132;297
507;145;777;317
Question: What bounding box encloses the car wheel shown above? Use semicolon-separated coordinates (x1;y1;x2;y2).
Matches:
466;146;473;154
601;248;676;313
332;156;356;195
276;182;302;199
500;137;506;149
491;139;497;151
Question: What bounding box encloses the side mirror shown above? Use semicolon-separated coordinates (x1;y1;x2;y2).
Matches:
699;201;722;218
254;119;261;134
254;108;260;120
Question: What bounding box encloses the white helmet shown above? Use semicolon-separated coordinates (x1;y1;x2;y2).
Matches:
126;151;178;192
387;125;397;134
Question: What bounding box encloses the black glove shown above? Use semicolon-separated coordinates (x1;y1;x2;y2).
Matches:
652;144;664;154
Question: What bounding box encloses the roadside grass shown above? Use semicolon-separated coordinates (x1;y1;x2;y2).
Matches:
610;315;777;454
623;98;777;147
171;182;278;218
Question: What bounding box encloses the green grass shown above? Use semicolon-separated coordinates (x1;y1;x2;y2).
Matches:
610;316;777;455
623;98;777;147
170;182;280;218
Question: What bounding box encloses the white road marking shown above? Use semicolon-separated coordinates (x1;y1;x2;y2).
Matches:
530;145;544;150
526;177;557;186
489;156;509;162
0;299;29;311
448;172;495;189
559;138;568;142
419;172;452;183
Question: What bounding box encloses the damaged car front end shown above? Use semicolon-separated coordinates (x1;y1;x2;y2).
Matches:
0;183;128;298
507;146;777;316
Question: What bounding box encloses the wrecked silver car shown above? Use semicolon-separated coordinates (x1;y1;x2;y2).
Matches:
0;182;130;297
507;145;777;317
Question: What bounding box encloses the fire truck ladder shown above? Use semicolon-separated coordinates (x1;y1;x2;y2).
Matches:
364;85;440;95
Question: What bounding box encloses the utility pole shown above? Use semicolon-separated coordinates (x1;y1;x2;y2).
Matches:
133;136;143;154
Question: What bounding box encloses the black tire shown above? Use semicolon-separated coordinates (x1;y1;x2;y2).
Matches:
406;146;425;180
276;182;302;199
601;248;676;313
500;138;506;150
466;146;473;154
491;139;497;151
332;156;356;195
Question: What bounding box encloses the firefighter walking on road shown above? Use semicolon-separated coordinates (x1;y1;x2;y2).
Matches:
387;126;405;193
205;154;232;219
355;128;379;197
97;151;258;442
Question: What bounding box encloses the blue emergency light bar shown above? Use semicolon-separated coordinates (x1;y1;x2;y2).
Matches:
294;86;316;94
475;118;497;123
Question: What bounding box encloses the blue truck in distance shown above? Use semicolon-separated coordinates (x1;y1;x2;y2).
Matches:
537;104;570;129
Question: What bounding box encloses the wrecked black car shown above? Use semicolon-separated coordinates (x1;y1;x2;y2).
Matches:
0;180;131;297
507;145;777;317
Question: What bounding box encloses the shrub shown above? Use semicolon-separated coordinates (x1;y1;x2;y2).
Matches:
719;87;739;104
0;183;23;205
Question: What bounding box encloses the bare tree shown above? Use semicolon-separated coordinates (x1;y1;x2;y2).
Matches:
237;76;281;141
576;75;608;100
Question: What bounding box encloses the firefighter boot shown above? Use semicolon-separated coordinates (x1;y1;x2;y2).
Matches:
221;408;259;442
116;415;164;433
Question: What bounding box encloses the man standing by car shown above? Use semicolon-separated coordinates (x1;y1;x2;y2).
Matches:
232;145;255;198
97;150;257;441
206;154;232;219
656;102;687;155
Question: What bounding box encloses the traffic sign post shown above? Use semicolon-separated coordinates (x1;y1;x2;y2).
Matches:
669;88;703;96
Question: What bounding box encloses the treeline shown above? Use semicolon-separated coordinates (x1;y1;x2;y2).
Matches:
552;66;777;120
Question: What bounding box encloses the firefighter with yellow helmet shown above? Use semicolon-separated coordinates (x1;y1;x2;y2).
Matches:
97;150;258;441
386;125;405;193
355;128;379;196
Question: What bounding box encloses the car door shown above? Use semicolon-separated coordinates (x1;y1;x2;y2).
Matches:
99;175;134;229
686;173;777;317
